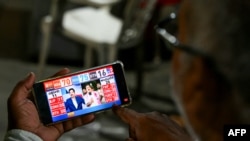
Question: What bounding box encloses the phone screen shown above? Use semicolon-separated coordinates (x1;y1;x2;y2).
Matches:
32;61;131;125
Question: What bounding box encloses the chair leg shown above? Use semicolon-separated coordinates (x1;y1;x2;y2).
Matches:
97;44;106;65
86;44;117;67
108;44;117;63
135;41;144;100
37;16;53;79
84;45;93;68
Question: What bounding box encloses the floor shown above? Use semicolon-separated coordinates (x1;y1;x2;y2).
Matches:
0;58;177;141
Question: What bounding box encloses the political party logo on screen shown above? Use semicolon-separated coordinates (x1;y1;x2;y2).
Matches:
89;71;97;79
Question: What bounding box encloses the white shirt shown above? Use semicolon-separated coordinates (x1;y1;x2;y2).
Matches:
4;129;43;141
71;97;78;109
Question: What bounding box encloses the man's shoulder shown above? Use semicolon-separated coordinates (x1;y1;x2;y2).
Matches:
66;98;72;103
76;95;83;100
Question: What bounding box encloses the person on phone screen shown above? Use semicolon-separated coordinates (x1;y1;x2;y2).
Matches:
64;88;85;112
83;84;100;107
96;82;106;103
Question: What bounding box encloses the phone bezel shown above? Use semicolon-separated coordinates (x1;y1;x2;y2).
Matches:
32;61;131;125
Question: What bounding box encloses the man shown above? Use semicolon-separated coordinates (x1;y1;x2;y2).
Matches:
65;88;85;112
113;0;250;141
4;0;250;140
96;82;105;103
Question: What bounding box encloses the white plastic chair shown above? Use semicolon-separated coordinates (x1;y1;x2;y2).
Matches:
38;0;121;78
37;0;156;79
62;6;122;67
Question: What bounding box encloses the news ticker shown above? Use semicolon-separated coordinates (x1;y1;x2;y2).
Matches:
224;125;250;141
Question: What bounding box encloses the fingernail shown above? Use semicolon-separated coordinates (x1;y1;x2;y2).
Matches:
26;72;33;78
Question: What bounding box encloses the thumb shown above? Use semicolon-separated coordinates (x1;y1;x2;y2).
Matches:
9;72;35;103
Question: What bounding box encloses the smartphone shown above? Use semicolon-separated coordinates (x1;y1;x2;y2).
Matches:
32;61;131;125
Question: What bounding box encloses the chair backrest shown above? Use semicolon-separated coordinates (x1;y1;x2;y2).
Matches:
118;0;157;48
47;0;156;47
69;0;120;7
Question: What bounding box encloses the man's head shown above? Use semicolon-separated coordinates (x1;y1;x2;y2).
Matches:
97;83;101;89
69;88;76;98
82;88;87;95
170;0;250;140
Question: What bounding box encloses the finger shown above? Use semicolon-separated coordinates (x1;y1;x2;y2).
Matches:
129;125;136;139
112;105;138;125
50;68;70;78
62;114;95;132
146;111;167;119
73;114;95;127
9;72;35;103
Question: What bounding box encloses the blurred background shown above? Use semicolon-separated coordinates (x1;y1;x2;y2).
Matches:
0;0;181;140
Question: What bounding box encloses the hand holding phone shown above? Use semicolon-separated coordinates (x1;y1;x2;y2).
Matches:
6;68;95;141
32;61;131;125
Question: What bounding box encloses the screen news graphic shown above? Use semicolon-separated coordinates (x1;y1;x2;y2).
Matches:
32;61;131;125
224;125;250;141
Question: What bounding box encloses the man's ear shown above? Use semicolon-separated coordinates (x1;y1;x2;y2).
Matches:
172;50;223;104
171;49;223;120
171;50;232;141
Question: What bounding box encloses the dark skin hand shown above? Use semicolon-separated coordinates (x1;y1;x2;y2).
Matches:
7;68;95;141
113;106;192;141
